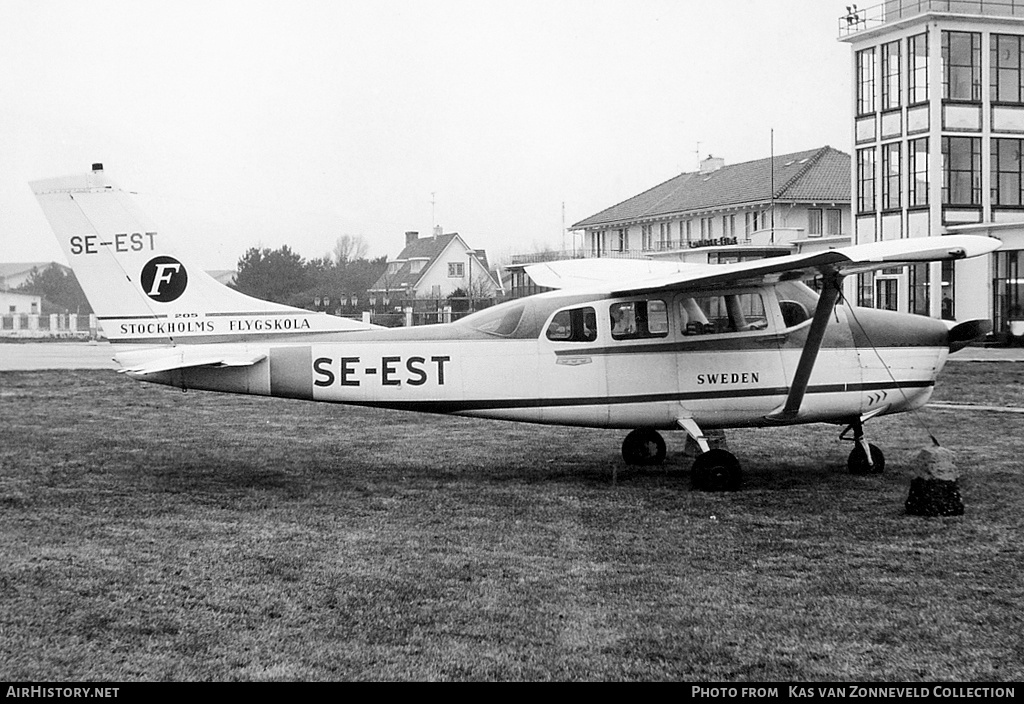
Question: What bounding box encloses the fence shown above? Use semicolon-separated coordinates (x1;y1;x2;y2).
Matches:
368;297;499;328
0;313;99;339
1;302;500;338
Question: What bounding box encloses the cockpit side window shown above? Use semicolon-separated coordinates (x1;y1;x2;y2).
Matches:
609;300;668;340
775;281;819;328
546;306;597;342
680;293;768;335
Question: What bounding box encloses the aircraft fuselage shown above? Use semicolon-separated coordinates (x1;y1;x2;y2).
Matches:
123;284;950;431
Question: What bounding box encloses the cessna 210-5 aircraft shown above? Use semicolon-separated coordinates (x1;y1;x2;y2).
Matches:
31;165;1001;490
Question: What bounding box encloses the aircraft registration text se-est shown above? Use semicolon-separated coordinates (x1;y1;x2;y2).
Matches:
313;355;451;388
70;232;157;255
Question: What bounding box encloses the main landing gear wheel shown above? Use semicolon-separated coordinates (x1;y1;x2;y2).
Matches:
691;449;742;492
622;428;667;466
848;443;885;475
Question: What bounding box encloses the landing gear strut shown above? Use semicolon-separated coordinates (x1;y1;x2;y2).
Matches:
621;428;667;466
842;420;885;475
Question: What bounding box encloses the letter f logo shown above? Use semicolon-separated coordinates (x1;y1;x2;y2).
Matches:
141;256;188;302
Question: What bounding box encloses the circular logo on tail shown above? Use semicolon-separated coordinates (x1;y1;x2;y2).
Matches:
141;256;188;302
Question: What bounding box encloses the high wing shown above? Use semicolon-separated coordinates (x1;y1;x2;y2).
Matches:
525;236;1002;295
528;235;1001;425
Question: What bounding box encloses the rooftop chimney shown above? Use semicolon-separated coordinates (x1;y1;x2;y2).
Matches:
405;231;419;246
700;154;725;175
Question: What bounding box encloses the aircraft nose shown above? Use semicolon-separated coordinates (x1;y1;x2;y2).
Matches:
848;307;948;350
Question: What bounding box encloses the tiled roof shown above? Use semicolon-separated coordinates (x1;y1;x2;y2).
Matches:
0;262;69;289
370;233;460;291
573;146;850;229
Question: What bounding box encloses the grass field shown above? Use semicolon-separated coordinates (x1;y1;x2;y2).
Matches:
1;363;1022;681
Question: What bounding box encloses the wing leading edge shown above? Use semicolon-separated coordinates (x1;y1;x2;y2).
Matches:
525;235;1002;296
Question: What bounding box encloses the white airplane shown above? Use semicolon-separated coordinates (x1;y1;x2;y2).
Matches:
31;165;1000;490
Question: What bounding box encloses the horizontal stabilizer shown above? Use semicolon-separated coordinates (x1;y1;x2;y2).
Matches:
118;351;267;375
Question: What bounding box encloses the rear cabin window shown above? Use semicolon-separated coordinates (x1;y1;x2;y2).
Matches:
680;293;767;335
546;306;597;342
609;300;669;340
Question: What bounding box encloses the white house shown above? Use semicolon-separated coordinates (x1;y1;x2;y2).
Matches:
369;229;502;305
0;291;41;315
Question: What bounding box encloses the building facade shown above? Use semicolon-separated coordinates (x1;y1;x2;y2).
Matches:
571;146;852;265
841;0;1024;339
0;291;41;315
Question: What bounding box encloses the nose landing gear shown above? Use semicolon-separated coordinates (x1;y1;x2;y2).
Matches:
842;419;886;474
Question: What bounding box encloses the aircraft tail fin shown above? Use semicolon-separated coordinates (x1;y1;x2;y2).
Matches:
31;165;378;344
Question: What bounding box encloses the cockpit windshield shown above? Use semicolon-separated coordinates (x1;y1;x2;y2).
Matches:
464;301;527;337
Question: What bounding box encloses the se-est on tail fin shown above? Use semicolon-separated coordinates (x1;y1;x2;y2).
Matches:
30;164;377;345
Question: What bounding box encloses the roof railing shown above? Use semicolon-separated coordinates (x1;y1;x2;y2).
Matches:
839;0;1024;37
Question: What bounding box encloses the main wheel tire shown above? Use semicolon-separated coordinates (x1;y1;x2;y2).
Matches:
691;449;742;491
848;443;885;475
622;428;667;466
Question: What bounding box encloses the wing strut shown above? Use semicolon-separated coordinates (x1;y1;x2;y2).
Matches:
766;271;845;423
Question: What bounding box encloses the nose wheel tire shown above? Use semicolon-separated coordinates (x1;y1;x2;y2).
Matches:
848;443;885;475
622;428;667;466
691;449;742;491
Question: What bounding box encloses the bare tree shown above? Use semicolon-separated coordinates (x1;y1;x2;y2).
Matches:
332;234;370;266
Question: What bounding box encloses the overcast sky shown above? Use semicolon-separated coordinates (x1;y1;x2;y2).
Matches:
1;0;854;270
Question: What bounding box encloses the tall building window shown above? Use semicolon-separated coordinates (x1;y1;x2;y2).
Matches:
909;33;929;104
882;142;902;211
992;34;1024;104
857;47;876;115
808;208;823;236
876;279;899;311
685;220;692;244
658;222;670;249
909;264;930;317
992;138;1024;208
827;209;842;235
994;250;1023;334
942;260;956;320
858;272;875;308
882;41;901;110
908;138;929;207
641;224;653;250
943;31;981;102
615;228;628;252
942;137;981;206
858;147;876;213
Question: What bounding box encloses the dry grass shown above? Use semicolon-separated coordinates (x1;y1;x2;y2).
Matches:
0;363;1022;681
